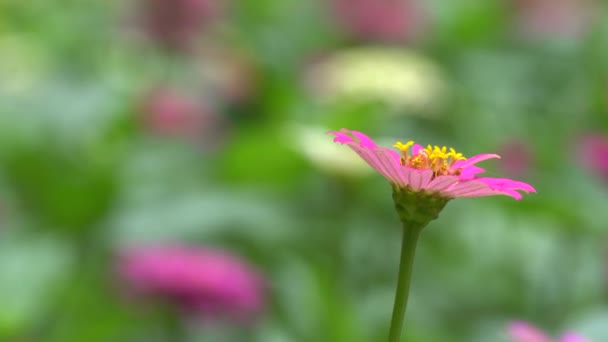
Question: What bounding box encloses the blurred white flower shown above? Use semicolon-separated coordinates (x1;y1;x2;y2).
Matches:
306;47;446;114
286;124;371;177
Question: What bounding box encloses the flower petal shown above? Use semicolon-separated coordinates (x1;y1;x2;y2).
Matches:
476;178;537;193
347;143;396;183
329;131;355;144
445;178;533;199
560;332;588;342
373;148;408;186
426;176;460;191
453;153;501;169
455;189;506;198
500;189;525;200
412;144;425;155
443;181;491;197
405;169;434;190
348;129;378;148
507;321;551;342
458;165;486;180
331;128;379;148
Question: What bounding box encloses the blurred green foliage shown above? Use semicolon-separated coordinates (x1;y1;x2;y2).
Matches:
1;0;608;341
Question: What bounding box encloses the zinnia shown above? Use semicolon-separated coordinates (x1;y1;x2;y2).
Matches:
510;0;594;39
578;134;608;181
508;321;588;342
330;129;535;200
140;86;227;149
141;87;206;138
138;0;221;52
329;129;535;342
329;0;425;42
499;140;533;179
117;245;265;322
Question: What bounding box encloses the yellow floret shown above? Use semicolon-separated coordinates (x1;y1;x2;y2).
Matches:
394;141;415;153
395;140;466;174
447;147;465;161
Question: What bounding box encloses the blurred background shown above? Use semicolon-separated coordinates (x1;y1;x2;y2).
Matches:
1;0;608;341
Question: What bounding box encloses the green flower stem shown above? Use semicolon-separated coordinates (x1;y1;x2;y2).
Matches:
388;223;423;342
388;186;449;341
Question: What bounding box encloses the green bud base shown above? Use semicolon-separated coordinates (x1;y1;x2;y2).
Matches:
391;185;450;228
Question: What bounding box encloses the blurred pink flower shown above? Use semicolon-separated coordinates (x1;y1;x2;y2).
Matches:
117;245;266;322
498;140;533;179
511;0;594;39
329;0;426;42
139;0;222;51
330;129;536;199
141;87;203;137
578;133;608;180
508;321;588;342
140;87;227;147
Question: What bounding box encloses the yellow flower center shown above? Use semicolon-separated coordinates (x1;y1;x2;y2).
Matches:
393;141;466;176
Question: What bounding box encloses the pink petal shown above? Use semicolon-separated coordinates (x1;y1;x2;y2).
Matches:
497;188;524;200
443;181;492;197
385;148;403;162
405;169;434;190
444;181;527;199
464;178;528;200
507;321;551;342
330;128;379;148
329;131;355;144
373;148;409;186
347;143;396;183
426;176;460;191
412;144;425;155
458;165;486;180
453;153;501;169
333;132;406;186
476;178;536;193
506;180;536;193
448;188;504;198
348;129;378;148
560;332;588;342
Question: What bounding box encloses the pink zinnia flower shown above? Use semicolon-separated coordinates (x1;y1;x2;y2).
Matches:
329;0;426;42
138;0;222;52
578;134;608;180
499;140;533;179
331;130;535;341
139;86;227;147
330;129;536;200
117;245;265;322
510;0;594;39
508;321;588;342
140;87;206;138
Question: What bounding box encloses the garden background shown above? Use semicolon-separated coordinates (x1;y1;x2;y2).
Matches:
1;0;608;341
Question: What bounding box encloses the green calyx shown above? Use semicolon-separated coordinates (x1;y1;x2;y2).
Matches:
391;185;450;229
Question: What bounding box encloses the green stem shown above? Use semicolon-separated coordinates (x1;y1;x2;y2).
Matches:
388;223;422;342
